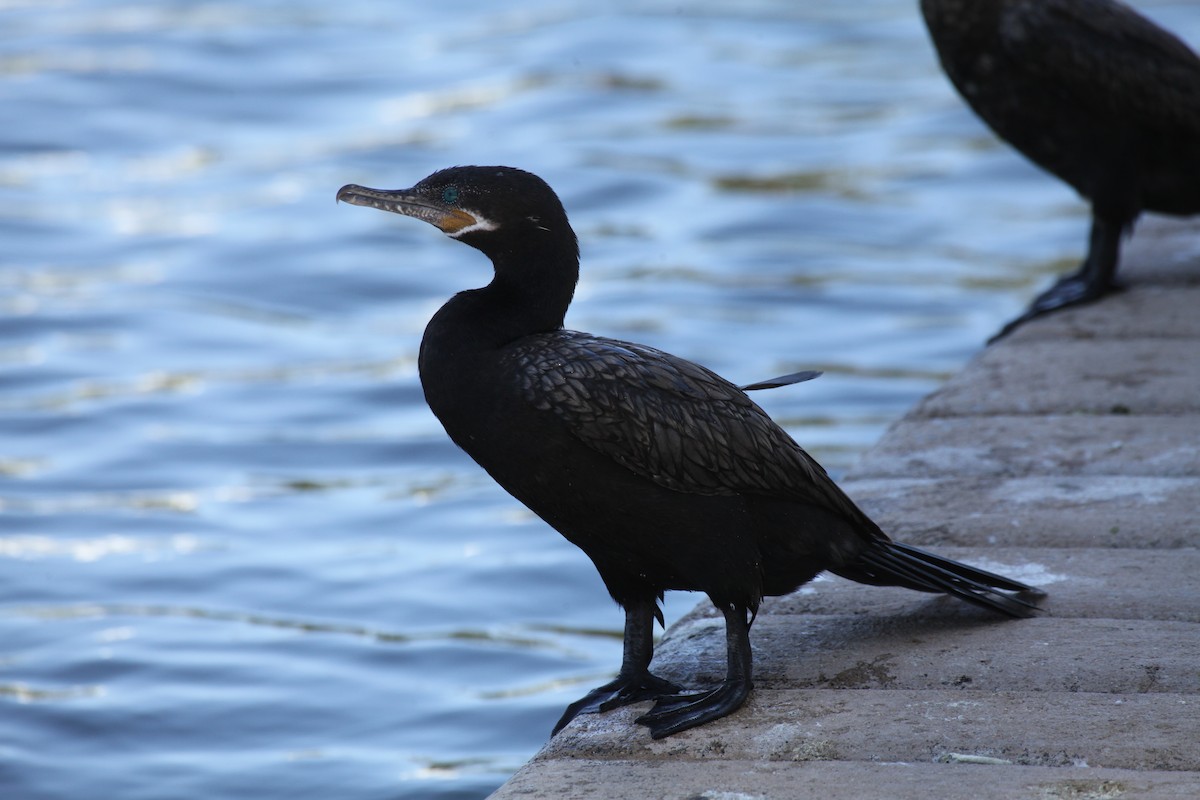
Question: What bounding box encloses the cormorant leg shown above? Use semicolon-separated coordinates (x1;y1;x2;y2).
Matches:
551;597;681;736
635;602;753;739
989;213;1125;343
1077;214;1123;291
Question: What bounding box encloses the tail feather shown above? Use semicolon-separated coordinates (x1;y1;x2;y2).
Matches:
832;541;1041;618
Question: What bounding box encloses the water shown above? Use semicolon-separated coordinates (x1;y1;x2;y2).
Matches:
3;1;1197;797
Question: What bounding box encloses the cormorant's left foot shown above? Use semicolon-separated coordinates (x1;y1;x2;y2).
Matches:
635;677;752;739
552;671;682;736
989;270;1118;343
990;214;1126;344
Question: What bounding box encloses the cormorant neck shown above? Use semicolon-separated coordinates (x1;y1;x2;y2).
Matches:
435;229;580;350
490;231;579;335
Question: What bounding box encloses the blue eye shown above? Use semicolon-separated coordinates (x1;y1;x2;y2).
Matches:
442;186;459;205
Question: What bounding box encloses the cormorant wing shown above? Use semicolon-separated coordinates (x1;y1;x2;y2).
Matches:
998;0;1200;129
506;330;863;517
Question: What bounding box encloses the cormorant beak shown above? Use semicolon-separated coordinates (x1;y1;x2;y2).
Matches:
336;184;480;235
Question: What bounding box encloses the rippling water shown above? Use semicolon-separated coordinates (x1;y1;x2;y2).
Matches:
3;1;1197;797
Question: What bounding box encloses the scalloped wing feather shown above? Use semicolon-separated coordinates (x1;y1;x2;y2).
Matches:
504;331;864;521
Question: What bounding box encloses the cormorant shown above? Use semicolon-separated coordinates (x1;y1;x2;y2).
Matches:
336;166;1039;739
921;0;1200;340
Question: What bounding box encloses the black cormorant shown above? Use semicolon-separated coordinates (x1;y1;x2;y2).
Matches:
921;0;1200;340
337;166;1039;739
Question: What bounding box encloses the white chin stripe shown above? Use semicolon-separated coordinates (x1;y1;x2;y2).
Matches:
448;211;499;238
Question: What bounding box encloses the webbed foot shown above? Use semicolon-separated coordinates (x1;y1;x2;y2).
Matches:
635;678;752;739
990;214;1125;344
990;270;1117;342
552;672;682;736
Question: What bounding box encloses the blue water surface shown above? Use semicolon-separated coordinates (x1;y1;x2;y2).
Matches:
3;1;1197;797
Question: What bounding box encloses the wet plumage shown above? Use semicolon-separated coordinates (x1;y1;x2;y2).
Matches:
337;166;1039;739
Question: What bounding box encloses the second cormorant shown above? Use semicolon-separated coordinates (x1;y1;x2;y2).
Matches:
337;166;1040;739
921;0;1200;340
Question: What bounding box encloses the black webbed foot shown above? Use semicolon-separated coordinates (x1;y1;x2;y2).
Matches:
551;597;678;736
552;672;681;736
632;602;756;739
990;270;1118;342
1030;269;1112;312
634;678;752;739
989;214;1125;344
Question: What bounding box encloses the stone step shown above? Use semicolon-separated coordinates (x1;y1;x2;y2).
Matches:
549;689;1200;772
494;759;1200;800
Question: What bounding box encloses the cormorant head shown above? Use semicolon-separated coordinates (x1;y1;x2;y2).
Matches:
337;166;577;259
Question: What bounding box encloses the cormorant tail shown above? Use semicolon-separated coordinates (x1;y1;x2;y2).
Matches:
831;541;1041;618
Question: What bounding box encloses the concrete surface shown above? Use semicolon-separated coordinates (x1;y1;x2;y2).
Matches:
489;219;1200;799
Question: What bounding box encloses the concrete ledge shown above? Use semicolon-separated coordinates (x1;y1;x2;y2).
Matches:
650;616;1200;694
854;416;1200;478
551;689;1196;771
914;337;1200;417
496;760;1200;800
1003;284;1200;341
842;475;1200;548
